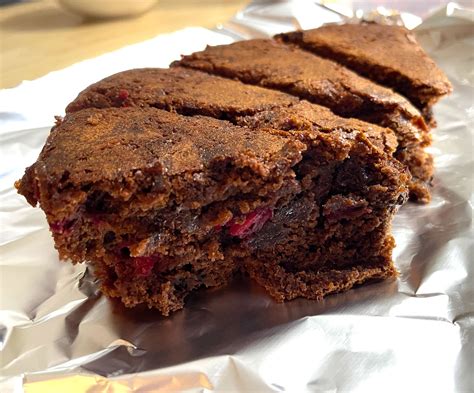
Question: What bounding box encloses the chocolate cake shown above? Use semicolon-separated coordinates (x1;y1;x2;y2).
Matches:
17;24;450;315
66;67;428;201
17;105;409;314
276;24;452;124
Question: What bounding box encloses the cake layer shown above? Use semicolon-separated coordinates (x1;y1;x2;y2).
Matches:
66;67;430;201
276;24;452;121
245;235;397;302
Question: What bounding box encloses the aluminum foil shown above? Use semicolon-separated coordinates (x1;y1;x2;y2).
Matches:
1;2;473;392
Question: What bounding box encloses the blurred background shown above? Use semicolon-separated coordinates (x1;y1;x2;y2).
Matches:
0;0;468;89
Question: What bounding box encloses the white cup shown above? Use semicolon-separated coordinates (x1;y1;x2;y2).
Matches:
58;0;159;19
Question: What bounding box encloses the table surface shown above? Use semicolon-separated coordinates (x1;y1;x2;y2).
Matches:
0;0;247;89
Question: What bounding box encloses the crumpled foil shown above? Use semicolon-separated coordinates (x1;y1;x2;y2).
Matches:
1;2;473;392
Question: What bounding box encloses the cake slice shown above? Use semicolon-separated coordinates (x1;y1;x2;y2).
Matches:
17;104;409;314
276;24;452;124
16;108;305;315
67;67;429;201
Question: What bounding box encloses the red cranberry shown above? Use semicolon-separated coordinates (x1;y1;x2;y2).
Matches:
50;219;75;235
227;207;273;239
119;89;129;100
133;255;160;277
118;89;129;100
133;257;154;277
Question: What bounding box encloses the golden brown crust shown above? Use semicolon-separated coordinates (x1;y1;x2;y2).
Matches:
66;68;401;155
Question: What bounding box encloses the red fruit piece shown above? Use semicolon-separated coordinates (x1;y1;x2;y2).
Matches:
133;255;159;277
228;207;273;239
118;89;129;100
50;219;75;235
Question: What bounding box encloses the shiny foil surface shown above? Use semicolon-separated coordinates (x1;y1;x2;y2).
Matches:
1;2;473;392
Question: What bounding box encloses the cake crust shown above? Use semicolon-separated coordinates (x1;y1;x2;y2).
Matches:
17;107;304;212
276;24;452;115
66;67;298;117
67;68;399;152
